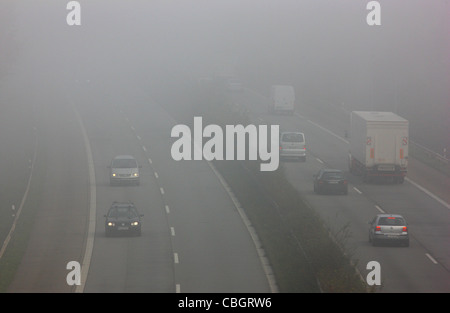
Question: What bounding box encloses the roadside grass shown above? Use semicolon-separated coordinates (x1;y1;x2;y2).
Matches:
0;140;46;292
191;85;367;292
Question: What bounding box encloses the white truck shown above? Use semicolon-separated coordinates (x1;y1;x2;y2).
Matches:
268;85;295;115
348;111;409;183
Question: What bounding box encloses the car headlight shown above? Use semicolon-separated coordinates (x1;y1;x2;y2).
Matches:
112;173;116;177
131;221;139;226
133;173;139;177
107;222;115;227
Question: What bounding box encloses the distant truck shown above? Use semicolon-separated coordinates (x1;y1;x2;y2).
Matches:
348;111;409;183
268;85;295;115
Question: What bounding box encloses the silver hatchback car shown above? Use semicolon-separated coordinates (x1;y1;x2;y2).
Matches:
369;214;409;247
108;155;141;185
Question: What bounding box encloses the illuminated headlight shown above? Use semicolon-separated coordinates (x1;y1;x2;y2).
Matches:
107;222;115;227
131;221;139;226
112;173;116;177
133;173;139;177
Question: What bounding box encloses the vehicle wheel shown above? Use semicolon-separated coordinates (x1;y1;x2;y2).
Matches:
343;188;348;195
403;239;409;247
301;156;306;162
313;184;317;193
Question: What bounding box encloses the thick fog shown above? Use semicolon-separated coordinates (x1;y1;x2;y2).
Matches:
1;0;449;152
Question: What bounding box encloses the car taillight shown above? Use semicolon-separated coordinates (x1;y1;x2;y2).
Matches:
402;226;407;232
375;226;381;231
343;180;347;184
318;180;323;184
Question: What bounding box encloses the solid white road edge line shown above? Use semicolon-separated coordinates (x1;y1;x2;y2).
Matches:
73;107;96;293
204;158;279;293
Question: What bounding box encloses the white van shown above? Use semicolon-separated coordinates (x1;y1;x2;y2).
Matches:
279;132;306;161
269;85;295;114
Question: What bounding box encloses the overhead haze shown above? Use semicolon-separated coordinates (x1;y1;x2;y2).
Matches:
1;0;449;152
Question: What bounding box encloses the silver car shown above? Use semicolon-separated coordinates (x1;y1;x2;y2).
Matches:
369;214;409;247
279;132;306;161
108;155;141;185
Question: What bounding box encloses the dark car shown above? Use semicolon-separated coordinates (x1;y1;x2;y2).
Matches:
369;214;409;247
104;201;143;237
313;169;348;195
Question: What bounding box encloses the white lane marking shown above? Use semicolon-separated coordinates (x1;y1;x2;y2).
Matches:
306;119;349;144
174;253;179;264
142;146;147;152
160;187;165;195
205;161;279;293
148;158;152;164
304;115;449;210
375;205;385;213
136;135;141;141
74;107;96;293
170;227;175;236
315;157;324;164
353;187;362;194
154;172;159;178
131;126;135;131
405;177;450;210
425;253;438;264
165;205;170;214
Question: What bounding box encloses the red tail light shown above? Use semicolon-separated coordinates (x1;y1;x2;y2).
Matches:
343;180;348;184
402;226;407;232
375;226;381;231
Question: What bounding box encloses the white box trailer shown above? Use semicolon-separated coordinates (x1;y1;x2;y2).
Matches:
268;85;295;114
348;111;409;183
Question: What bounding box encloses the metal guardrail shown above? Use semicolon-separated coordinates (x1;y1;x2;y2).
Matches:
410;140;449;164
409;140;450;177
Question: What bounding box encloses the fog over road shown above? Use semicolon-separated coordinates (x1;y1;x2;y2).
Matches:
0;0;448;293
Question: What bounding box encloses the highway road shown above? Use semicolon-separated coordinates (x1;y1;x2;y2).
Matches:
2;1;274;293
1;0;448;294
230;88;450;292
5;77;274;293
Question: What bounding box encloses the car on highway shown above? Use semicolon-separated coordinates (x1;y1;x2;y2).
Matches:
313;168;348;195
108;155;141;185
104;201;143;237
368;214;409;247
279;131;306;161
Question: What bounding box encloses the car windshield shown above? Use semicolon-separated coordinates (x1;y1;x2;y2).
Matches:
282;133;304;142
378;217;406;226
323;172;344;179
109;207;138;218
112;158;137;168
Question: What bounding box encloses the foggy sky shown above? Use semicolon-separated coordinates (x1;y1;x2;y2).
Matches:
1;0;449;152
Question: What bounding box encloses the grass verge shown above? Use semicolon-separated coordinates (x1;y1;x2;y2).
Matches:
0;138;46;292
